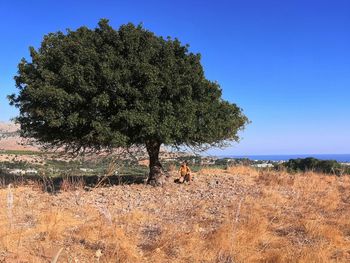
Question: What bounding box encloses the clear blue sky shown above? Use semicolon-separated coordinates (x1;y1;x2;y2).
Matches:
1;0;349;155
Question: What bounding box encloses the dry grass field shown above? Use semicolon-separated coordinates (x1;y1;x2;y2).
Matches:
0;166;349;262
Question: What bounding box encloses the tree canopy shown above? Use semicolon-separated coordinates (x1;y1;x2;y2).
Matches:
9;19;248;183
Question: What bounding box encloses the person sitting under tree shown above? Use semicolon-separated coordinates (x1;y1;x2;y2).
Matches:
178;162;192;183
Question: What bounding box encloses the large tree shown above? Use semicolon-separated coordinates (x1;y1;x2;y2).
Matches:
9;19;249;184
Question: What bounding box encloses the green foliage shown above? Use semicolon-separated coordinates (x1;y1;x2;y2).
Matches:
283;157;343;174
0;161;32;169
214;158;231;166
9;19;248;154
0;150;43;155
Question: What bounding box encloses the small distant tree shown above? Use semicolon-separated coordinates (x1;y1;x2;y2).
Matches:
9;19;249;185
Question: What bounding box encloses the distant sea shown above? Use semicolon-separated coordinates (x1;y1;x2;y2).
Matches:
218;154;350;163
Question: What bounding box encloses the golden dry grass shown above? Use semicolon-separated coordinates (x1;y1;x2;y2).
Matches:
0;166;349;262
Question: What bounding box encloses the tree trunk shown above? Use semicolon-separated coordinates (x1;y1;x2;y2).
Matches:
146;141;166;186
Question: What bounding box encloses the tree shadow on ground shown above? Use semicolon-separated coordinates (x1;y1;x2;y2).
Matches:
0;172;148;193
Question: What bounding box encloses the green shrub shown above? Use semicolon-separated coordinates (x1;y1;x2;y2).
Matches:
283;157;342;175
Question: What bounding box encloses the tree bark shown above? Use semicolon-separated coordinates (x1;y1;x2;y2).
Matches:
146;140;166;186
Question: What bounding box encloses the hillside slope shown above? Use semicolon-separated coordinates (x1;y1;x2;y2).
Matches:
0;167;349;262
0;122;39;151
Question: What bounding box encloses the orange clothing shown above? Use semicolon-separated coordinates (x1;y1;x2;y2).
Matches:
179;165;191;177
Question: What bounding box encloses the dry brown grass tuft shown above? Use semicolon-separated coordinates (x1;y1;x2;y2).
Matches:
0;167;349;262
226;165;260;177
60;176;85;192
167;163;177;173
256;169;295;186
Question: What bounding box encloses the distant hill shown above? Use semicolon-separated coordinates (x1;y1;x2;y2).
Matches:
0;121;18;133
0;122;39;151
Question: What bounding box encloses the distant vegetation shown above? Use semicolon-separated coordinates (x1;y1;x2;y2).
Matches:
0;158;148;178
0;150;42;155
0;131;18;139
282;157;350;175
1;151;349;179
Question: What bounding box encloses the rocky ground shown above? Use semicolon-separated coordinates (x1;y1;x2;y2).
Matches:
0;167;350;262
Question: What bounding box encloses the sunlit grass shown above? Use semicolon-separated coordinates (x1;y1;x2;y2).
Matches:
0;167;349;262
